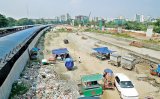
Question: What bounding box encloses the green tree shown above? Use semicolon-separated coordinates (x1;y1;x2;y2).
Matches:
74;20;79;26
154;26;160;33
105;21;116;28
17;18;34;26
7;17;17;26
0;14;8;28
153;19;160;33
154;19;160;27
124;21;147;31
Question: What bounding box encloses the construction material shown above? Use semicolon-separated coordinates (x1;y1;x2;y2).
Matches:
129;41;143;48
48;56;56;64
136;74;148;81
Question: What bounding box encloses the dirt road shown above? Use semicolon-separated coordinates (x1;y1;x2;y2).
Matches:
83;32;160;63
43;30;160;99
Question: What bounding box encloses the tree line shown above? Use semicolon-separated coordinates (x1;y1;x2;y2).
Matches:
0;14;55;28
105;19;160;33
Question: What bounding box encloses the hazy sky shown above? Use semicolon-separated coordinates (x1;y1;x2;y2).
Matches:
0;0;160;19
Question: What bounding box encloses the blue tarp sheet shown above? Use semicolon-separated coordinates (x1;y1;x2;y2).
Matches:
65;58;74;70
31;47;40;52
93;47;115;54
52;48;69;55
156;64;160;73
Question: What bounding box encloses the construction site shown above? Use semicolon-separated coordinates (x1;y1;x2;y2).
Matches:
4;25;159;99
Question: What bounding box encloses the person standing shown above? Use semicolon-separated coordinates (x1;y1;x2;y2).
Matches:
78;57;81;63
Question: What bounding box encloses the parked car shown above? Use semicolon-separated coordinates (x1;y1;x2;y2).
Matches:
115;73;139;99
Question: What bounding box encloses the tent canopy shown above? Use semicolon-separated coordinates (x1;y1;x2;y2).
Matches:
52;48;69;55
81;74;103;82
93;47;115;54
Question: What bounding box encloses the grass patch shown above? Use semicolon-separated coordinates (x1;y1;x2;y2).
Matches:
141;39;160;51
9;82;29;99
84;28;110;34
142;39;160;44
84;28;134;39
112;33;134;39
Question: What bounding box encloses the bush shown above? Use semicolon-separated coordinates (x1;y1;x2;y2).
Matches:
9;82;29;99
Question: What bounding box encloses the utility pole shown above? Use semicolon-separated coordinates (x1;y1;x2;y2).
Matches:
26;1;29;18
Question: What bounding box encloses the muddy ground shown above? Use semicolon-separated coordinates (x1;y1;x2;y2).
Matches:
41;28;160;99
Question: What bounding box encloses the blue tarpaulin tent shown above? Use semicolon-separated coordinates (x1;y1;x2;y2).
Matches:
93;47;115;54
65;58;74;70
52;48;69;55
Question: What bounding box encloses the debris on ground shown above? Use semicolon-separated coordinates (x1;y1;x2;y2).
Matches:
10;61;79;99
136;74;148;81
81;36;88;40
129;41;143;48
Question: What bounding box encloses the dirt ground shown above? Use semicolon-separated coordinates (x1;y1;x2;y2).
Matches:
42;28;160;99
83;32;160;61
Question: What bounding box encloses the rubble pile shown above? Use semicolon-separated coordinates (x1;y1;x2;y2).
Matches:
10;61;79;99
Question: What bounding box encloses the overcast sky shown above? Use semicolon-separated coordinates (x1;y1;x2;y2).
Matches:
0;0;160;19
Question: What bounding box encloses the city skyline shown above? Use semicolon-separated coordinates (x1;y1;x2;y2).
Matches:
0;0;160;19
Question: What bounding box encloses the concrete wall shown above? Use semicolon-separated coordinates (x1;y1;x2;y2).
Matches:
0;27;49;99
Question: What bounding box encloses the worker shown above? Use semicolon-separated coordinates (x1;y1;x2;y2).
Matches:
61;54;64;61
78;57;81;63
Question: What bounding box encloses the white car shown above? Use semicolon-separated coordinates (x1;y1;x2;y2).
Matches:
115;73;139;99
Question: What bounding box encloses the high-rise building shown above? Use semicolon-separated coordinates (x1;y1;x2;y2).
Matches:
114;16;126;26
55;16;60;22
145;16;152;22
135;14;140;22
140;15;144;22
135;14;144;22
60;15;66;22
75;15;89;25
66;13;71;20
